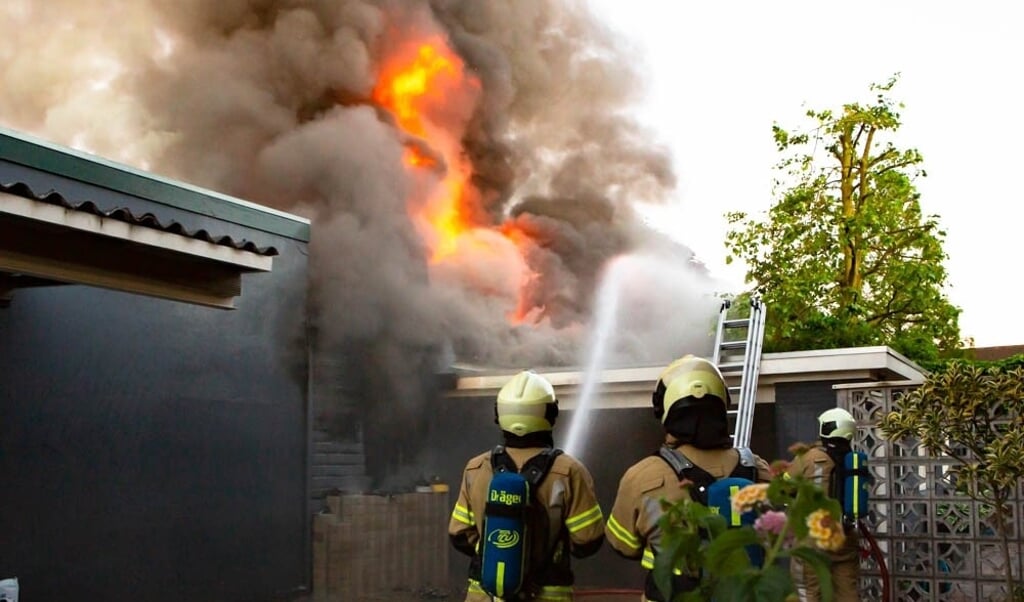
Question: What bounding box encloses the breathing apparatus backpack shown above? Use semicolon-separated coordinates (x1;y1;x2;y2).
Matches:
656;446;763;568
480;445;562;600
831;449;872;524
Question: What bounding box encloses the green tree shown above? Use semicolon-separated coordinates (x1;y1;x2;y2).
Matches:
725;76;961;361
880;361;1024;600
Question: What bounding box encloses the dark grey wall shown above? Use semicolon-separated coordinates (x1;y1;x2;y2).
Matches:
426;396;781;593
0;162;311;602
772;381;849;459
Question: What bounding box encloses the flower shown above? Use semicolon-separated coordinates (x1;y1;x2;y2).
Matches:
806;509;846;551
731;483;770;515
754;510;787;536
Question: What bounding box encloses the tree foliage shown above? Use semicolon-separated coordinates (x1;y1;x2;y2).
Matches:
725;76;961;361
880;361;1024;599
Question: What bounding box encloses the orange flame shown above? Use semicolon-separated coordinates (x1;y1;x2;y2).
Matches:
372;34;541;323
374;42;456;137
501;223;542;324
372;37;476;262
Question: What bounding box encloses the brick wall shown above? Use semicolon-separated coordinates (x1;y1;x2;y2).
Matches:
312;491;450;600
310;430;371;512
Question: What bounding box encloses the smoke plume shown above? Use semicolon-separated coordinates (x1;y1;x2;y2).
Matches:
1;0;724;483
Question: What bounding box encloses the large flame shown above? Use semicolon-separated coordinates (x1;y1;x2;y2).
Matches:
372;35;540;323
372;37;476;262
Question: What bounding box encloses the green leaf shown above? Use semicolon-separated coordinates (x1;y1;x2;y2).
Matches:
703;527;759;575
752;564;796;599
712;573;755;601
653;530;688;601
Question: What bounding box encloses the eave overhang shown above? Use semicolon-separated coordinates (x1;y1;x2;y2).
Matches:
446;346;927;410
0;191;273;309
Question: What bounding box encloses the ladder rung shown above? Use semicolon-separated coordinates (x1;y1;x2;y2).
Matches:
714;297;765;451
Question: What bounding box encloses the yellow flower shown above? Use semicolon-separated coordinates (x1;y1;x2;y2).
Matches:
806;509;845;551
730;483;770;515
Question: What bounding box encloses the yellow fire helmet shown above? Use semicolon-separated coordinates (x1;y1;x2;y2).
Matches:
818;408;856;440
652;355;730;423
496;370;558;436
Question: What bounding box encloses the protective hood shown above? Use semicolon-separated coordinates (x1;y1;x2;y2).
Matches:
664;399;732;449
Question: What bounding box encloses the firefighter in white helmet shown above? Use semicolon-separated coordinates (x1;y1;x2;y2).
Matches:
604;355;772;601
448;370;604;601
787;408;861;602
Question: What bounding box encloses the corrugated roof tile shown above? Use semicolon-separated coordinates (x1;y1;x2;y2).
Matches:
0;180;278;256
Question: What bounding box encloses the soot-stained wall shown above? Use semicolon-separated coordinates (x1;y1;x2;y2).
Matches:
0;160;311;602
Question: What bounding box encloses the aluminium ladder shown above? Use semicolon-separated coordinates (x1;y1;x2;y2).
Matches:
711;296;767;450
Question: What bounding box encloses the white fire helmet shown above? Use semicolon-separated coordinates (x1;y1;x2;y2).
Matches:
818;408;856;440
496;371;558;436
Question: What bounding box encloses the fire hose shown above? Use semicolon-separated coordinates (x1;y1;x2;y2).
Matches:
857;519;890;602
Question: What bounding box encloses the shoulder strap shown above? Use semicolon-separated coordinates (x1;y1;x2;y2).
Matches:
736;447;755;468
490;445;518;474
656;445;694;476
730;447;758;481
656;446;714;505
520;448;563;488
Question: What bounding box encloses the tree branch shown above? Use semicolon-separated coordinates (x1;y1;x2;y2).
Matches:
866;147;898;169
856;126;876;211
872;158;920;177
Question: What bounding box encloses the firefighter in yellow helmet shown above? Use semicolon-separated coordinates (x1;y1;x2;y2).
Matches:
448;370;604;601
787;408;861;602
604;355;772;601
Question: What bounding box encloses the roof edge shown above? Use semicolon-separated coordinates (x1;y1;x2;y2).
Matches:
449;345;928;393
0;127;310;242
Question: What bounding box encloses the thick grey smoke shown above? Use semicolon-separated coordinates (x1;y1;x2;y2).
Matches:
0;0;715;366
1;0;724;482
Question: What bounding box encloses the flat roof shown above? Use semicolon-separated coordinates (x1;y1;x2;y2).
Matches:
448;346;927;409
0;126;310;242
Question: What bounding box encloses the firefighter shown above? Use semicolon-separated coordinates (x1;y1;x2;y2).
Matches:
787;407;861;602
448;370;604;601
604;355;772;601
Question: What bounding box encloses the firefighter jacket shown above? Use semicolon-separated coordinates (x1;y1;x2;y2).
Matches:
787;444;861;602
604;443;771;601
448;446;604;602
786;445;836;490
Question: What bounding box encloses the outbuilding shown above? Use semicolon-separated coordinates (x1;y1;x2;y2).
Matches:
0;127;312;601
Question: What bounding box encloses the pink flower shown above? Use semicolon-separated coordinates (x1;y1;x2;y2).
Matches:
754;510;787;536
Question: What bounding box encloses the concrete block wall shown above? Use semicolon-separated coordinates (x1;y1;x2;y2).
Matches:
310;430;371;512
313;491;450;600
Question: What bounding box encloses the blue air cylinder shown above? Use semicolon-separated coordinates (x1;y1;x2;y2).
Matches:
480;472;530;598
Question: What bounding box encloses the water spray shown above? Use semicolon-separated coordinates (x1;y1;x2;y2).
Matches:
563;256;627;457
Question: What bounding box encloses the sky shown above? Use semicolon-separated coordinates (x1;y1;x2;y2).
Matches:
588;0;1024;348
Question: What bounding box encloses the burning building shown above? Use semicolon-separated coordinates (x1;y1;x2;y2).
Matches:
6;2;725;483
1;1;737;600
